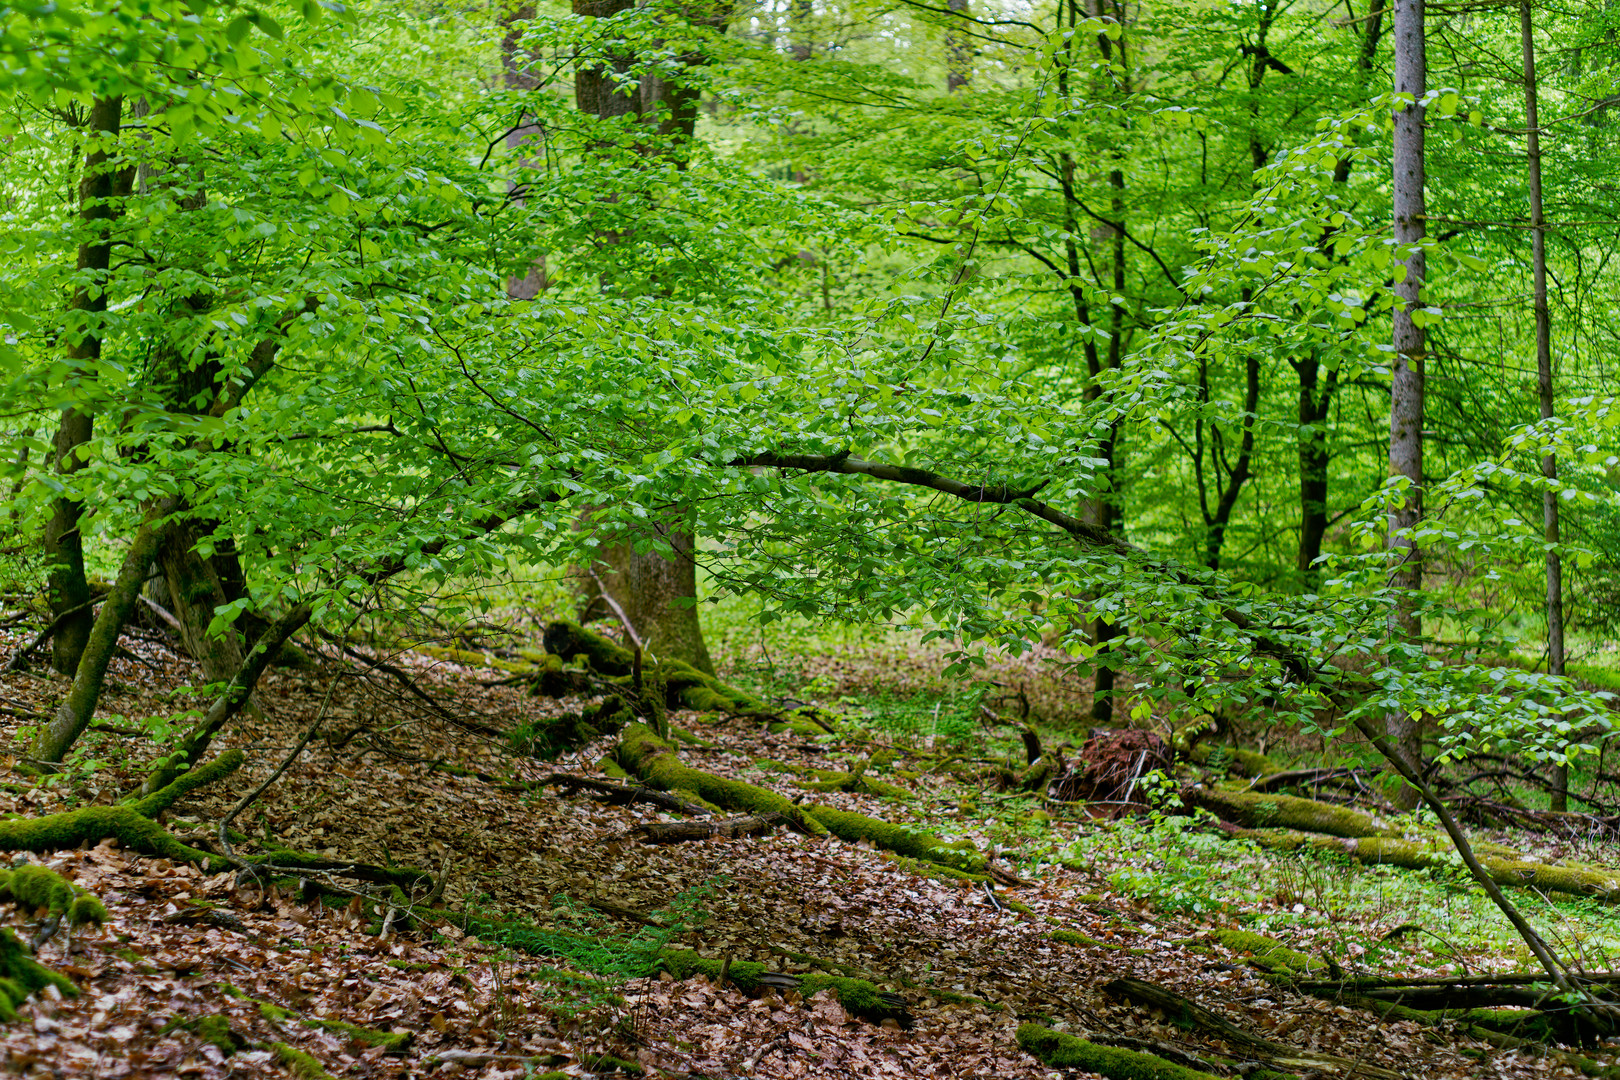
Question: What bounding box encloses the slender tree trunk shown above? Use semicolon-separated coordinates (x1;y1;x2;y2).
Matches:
1295;357;1337;588
945;0;971;92
1387;0;1427;809
1519;0;1566;811
1294;3;1382;590
35;499;174;766
46;95;127;675
502;2;551;300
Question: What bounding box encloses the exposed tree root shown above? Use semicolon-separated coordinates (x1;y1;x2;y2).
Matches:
543;621;838;730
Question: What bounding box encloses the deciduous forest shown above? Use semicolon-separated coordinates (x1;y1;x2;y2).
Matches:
0;0;1618;1075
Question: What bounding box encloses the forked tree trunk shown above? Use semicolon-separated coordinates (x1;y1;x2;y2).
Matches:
945;0;971;92
1386;0;1427;808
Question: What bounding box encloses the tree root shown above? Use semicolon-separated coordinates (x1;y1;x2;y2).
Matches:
543;621;838;731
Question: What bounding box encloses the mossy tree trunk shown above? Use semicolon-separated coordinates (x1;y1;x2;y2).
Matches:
35;499;174;765
581;510;715;677
46;94;134;676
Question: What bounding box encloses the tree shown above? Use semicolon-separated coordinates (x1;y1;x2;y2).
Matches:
1386;0;1428;806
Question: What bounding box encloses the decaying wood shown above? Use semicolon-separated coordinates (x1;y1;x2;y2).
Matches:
1103;975;1403;1079
543;773;712;816
621;811;788;844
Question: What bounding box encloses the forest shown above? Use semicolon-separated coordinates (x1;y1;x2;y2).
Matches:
0;0;1617;1075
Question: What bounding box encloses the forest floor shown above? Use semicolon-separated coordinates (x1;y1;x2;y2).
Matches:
0;617;1613;1079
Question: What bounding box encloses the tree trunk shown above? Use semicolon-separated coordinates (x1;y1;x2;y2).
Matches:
1386;0;1427;809
155;514;245;683
46;95;129;675
945;0;971;92
1294;1;1381;592
1295;356;1336;589
35;500;174;766
1520;0;1567;811
571;0;717;676
582;511;715;675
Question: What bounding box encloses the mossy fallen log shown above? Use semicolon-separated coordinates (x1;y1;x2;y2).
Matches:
615;724;987;875
1104;976;1401;1078
0;751;247;869
615;723;824;833
1229;825;1620;902
802;804;985;876
1185;786;1398;839
658;949;911;1027
544;621;837;730
1194;929;1327;974
1016;1023;1223;1080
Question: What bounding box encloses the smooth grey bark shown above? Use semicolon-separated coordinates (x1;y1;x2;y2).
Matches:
34;499;175;766
1520;0;1567;811
1386;0;1427;808
502;2;551;300
47;95;129;675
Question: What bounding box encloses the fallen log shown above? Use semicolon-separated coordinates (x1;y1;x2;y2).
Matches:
1222;823;1620;903
1016;1023;1223;1080
613;724;987;878
542;773;712;816
1103;975;1402;1079
1184;786;1399;839
622;812;787;844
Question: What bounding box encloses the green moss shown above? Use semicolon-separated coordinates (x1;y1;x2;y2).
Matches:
793;771;913;800
0;926;77;1010
305;1018;412;1050
159;1014;241;1055
0;864;106;925
805;804;985;874
870;748;899;769
656;950;904;1026
272;1042;339;1080
1050;929;1122;950
1208;930;1325;974
615;724;825;834
879;852;987;884
1188;788;1396;839
798;974;907;1025
259;1001;293;1022
384;960;433;973
130;750;247;817
1017;1023;1222;1079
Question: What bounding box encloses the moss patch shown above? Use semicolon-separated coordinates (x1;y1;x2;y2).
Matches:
1017;1023;1222;1079
805;804;985;874
1050;929;1123;950
0;927;78;1020
1186;787;1396;839
1206;930;1325;974
272;1042;339;1080
0;864;106;926
306;1018;412;1050
657;950;907;1026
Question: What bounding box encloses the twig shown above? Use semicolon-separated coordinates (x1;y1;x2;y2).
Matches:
218;673;343;860
4;599;96;672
